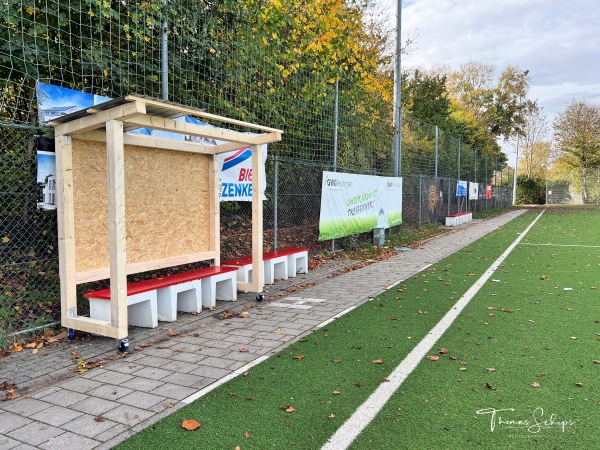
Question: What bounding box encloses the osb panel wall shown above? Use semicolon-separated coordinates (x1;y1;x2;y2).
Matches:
72;140;211;273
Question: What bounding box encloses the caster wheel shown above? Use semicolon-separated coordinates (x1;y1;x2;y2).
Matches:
118;338;129;353
68;328;76;340
256;293;264;302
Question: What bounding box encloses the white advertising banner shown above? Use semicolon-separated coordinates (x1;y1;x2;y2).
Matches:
215;146;267;202
469;181;479;200
318;171;402;241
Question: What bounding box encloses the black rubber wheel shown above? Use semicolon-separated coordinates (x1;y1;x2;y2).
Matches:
68;328;76;340
118;338;129;352
256;293;264;302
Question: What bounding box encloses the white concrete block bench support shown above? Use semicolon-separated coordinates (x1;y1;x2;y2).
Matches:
445;212;473;227
84;266;238;326
87;290;158;328
222;247;309;287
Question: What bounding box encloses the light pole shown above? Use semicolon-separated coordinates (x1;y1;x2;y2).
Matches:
511;70;528;205
512;131;520;205
392;0;402;177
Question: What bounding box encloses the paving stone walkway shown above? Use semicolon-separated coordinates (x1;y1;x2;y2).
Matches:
0;210;525;449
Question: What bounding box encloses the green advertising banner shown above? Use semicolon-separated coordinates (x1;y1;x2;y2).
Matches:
318;171;402;241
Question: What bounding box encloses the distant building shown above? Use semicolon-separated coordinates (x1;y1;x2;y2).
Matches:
41;105;78;123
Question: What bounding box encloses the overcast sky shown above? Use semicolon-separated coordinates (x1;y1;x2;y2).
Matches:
376;0;600;162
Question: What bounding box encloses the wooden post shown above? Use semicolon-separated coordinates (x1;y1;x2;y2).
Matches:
251;144;264;293
209;155;220;265
56;134;77;324
106;120;128;339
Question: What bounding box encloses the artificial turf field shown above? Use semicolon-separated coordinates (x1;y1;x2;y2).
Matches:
118;206;600;450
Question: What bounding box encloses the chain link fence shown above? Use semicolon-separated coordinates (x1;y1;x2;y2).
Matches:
1;0;515;342
546;168;600;205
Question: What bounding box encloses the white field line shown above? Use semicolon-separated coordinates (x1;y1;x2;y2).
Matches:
519;243;600;248
321;209;546;450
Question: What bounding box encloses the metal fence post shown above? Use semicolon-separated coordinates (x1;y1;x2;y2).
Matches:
161;0;169;101
434;125;438;178
331;80;339;253
457;139;461;181
274;155;278;250
418;175;422;226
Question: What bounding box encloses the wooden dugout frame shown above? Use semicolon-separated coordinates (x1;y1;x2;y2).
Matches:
52;95;282;340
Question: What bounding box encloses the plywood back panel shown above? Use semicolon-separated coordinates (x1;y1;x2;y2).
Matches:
72;139;211;274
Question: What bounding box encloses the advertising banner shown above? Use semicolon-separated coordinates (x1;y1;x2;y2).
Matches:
469;182;479;200
215;146;267;202
456;180;467;197
318;171;402;241
486;184;493;199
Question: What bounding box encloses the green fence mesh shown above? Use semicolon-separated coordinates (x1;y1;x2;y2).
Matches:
1;0;512;340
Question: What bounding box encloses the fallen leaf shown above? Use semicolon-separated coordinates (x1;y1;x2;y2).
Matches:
239;348;249;352
10;343;23;352
593;360;600;365
487;306;496;310
26;342;37;349
229;392;237;397
372;359;384;364
575;382;583;387
245;431;252;438
243;371;249;377
426;355;439;361
95;416;106;422
502;309;514;313
294;355;304;360
531;382;541;388
329;413;335;418
31;349;39;354
182;419;201;431
332;390;341;395
486;368;496;372
437;348;449;355
279;405;296;413
570;336;577;340
332;359;342;363
536;373;547;377
485;383;497;391
381;378;390;382
246;396;253;401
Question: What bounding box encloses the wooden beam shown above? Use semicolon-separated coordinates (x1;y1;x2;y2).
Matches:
106;120;128;338
53;100;146;136
62;316;122;339
125;95;283;134
74;251;218;284
56;134;78;328
209;156;220;265
251;144;265;293
124;115;281;146
75;131;220;155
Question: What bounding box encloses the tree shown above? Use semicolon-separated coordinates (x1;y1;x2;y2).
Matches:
519;102;551;178
553;100;600;203
447;63;531;142
401;69;450;126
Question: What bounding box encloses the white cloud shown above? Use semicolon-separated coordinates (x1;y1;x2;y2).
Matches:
380;0;600;125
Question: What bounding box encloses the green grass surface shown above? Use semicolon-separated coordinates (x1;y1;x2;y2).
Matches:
118;207;600;450
352;207;600;450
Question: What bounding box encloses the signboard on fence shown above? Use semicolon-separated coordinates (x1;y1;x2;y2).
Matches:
318;171;402;241
486;184;493;199
215;145;267;202
469;182;479;200
456;180;467;197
